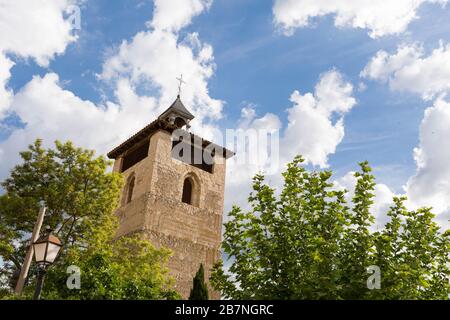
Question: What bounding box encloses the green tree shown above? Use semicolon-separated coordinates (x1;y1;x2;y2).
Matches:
0;139;180;299
370;198;450;299
0;139;122;288
338;161;376;299
211;156;450;300
370;197;406;299
2;212;179;300
189;264;209;300
41;213;180;300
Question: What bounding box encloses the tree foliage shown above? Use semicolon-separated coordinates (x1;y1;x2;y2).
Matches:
41;213;180;300
0;139;179;299
211;156;450;300
189;264;209;300
0;139;122;284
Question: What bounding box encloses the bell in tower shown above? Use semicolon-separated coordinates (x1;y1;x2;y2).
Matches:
158;95;195;129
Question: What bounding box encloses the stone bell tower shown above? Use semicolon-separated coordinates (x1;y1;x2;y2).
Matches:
107;95;234;299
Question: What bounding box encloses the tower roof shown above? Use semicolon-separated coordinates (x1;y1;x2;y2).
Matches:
107;95;235;160
158;95;194;121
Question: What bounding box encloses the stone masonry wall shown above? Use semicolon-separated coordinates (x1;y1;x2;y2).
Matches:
113;129;227;299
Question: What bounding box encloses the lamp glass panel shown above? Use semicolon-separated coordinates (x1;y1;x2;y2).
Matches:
33;242;47;263
45;242;61;263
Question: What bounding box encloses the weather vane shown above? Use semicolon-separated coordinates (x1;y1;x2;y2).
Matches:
176;74;186;96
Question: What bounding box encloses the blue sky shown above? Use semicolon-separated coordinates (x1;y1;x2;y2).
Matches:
1;0;450;228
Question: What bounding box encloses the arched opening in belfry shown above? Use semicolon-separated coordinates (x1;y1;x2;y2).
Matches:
126;176;135;204
174;117;187;128
182;177;193;205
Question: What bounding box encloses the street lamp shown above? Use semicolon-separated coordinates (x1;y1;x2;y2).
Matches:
32;228;63;300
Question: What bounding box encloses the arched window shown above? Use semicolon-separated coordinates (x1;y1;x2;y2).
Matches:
182;178;193;205
126;176;135;204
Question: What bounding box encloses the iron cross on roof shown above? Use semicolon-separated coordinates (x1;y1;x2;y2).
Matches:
176;74;186;96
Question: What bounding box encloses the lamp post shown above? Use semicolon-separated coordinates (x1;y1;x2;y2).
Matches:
32;229;63;300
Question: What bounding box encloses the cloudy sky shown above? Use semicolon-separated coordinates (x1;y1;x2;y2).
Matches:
1;0;450;229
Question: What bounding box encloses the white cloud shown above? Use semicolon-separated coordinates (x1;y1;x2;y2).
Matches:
405;98;450;221
226;70;356;189
224;104;283;215
150;0;212;32
362;44;450;228
237;105;257;129
238;105;282;133
101;30;221;125
0;73;158;179
101;0;221;128
0;0;77;66
283;70;356;168
225;70;357;214
362;42;450;100
0;53;14;117
226;105;282;186
361;44;422;82
0;0;78;119
0;0;221;181
273;0;448;38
